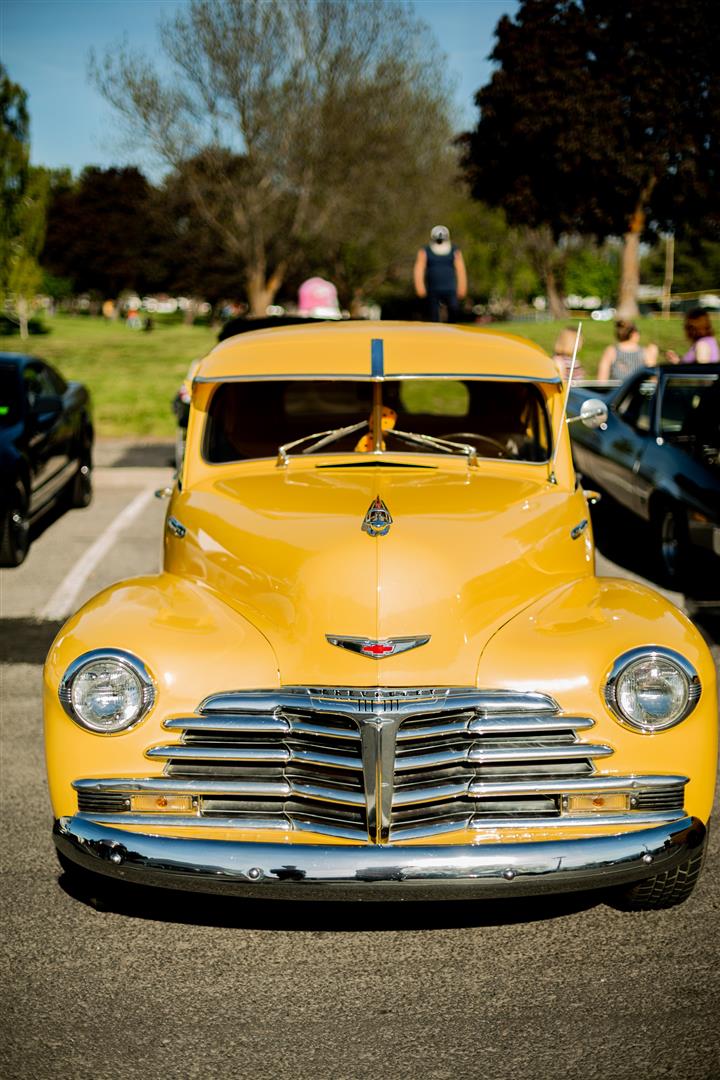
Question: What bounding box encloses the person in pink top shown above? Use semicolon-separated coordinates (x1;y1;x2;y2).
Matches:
666;308;720;364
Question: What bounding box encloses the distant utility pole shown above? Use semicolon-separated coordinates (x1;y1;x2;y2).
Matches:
661;233;675;319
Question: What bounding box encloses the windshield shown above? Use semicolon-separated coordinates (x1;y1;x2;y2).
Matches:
0;364;21;427
204;379;551;464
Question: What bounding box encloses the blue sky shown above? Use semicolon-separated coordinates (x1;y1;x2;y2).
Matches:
1;0;518;175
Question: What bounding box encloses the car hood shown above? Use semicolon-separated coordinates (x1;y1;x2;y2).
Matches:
167;461;592;686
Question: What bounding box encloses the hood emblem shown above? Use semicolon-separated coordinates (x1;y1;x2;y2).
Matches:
362;496;392;537
326;635;430;659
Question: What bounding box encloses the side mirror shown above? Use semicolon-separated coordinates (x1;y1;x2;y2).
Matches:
568;398;609;430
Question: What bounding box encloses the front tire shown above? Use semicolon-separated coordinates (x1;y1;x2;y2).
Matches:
0;480;31;567
68;434;93;509
656;503;689;588
611;836;706;911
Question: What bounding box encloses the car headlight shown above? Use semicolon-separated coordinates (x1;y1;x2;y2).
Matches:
604;647;701;732
58;649;155;733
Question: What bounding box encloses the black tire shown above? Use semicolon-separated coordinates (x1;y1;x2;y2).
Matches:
0;480;31;567
610;836;706;911
655;502;689;588
68;437;93;509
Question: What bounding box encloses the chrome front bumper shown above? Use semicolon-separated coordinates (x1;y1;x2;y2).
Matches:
54;815;705;901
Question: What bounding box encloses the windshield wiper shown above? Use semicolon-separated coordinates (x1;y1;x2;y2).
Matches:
389;429;478;465
276;421;368;467
276;422;478;468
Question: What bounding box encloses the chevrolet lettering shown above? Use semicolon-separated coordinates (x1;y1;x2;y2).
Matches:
45;323;717;909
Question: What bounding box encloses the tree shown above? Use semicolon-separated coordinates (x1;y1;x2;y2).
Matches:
1;66;50;337
1;65;29;280
462;0;720;318
91;0;455;315
42;166;166;298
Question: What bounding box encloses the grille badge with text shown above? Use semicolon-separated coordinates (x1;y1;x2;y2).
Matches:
361;496;393;537
326;635;430;658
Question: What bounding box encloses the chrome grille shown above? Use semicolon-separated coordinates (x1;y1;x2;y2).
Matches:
72;687;688;842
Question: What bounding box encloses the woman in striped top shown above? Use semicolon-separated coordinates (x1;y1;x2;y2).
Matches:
598;321;658;381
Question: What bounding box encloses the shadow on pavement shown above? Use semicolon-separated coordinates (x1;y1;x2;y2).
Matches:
58;870;603;930
0;618;65;664
112;443;175;468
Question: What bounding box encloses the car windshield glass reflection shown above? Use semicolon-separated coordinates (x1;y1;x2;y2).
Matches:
204;380;551;464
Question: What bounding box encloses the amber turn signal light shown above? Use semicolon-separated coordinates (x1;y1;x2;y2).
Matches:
566;793;629;814
131;794;193;813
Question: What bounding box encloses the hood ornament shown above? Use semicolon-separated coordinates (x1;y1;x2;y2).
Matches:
362;495;392;537
326;635;430;659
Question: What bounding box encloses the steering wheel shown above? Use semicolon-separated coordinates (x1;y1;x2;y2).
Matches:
441;432;509;456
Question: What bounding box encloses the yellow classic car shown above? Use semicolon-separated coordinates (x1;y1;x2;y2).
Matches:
45;322;717;908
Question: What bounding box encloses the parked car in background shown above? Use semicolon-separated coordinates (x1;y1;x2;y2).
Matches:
0;353;93;566
569;364;720;593
47;324;716;910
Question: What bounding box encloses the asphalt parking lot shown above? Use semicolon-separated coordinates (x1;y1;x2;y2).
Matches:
2;443;719;1080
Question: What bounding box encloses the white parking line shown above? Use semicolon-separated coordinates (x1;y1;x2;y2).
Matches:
41;488;156;620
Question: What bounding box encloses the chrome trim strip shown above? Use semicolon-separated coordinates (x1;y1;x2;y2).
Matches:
394;743;612;771
146;745;291;763
73;778;293;796
75;808;686;837
73;776;364;806
198;687;561;718
393;774;689;806
76;813;289;830
164;715;292;734
465;715;594;736
289;782;365;807
604;647;702;731
570;518;588;540
54;816;704;900
195;373;563;385
390;809;687;840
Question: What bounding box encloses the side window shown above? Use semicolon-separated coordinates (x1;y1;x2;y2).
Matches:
23;365;43;409
615;377;658;432
660;376;718;438
43;365;67;395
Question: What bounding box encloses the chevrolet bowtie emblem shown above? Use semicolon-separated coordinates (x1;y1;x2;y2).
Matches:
326;635;430;658
362;496;392;537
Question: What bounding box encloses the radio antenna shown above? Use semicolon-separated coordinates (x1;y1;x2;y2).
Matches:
548;321;582;485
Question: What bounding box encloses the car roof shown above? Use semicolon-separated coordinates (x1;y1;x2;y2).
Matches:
195;321;560;383
0;353;40;368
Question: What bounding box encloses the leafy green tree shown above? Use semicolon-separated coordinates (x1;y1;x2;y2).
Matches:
462;0;720;318
1;67;50;337
42;166;165;297
1;65;29;281
91;0;455;315
642;235;720;297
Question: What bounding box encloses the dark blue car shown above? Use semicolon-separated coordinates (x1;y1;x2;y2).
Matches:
0;353;93;566
569;363;720;593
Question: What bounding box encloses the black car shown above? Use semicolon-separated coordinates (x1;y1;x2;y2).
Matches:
569;363;720;592
0;353;93;566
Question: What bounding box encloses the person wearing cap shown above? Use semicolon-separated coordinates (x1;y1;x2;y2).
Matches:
413;226;467;322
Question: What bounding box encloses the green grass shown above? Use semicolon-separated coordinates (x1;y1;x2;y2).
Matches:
7;312;688;437
10;314;216;437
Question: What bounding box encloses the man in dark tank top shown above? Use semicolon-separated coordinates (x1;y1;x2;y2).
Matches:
413;225;467;322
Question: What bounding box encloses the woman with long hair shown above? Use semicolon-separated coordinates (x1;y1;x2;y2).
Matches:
598;320;658;381
666;308;719;364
